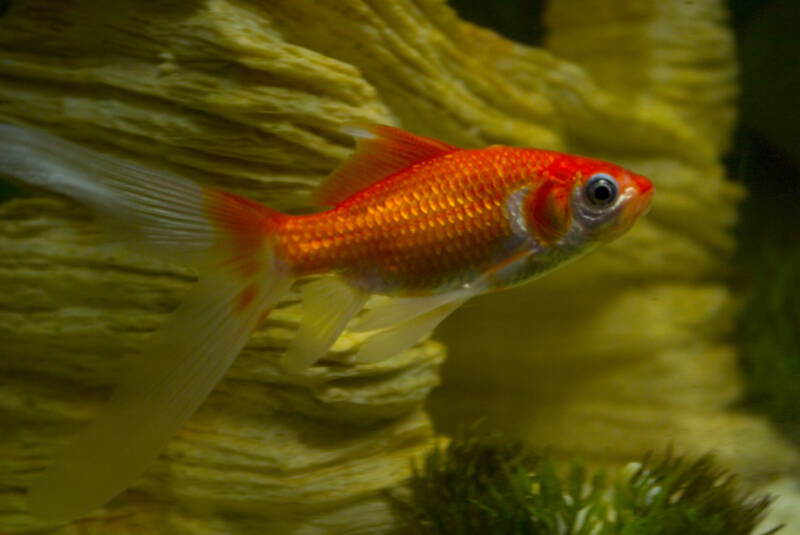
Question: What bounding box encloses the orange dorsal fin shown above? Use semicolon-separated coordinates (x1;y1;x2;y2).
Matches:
313;124;458;206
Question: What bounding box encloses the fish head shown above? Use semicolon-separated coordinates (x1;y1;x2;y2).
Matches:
570;160;654;242
525;154;654;247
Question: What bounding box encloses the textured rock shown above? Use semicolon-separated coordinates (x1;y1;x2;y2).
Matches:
0;0;797;533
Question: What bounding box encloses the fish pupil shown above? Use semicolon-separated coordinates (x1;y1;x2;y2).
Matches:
594;184;611;200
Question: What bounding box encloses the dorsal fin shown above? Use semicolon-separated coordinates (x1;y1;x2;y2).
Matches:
313;124;458;206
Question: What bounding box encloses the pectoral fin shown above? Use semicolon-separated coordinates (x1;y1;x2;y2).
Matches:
280;277;368;373
352;288;475;332
353;292;472;364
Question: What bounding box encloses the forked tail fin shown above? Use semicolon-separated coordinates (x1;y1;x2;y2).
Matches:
0;124;291;520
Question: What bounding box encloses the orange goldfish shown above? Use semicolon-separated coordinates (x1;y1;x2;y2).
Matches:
0;123;653;519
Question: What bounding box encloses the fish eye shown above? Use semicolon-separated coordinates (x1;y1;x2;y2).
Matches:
584;173;618;207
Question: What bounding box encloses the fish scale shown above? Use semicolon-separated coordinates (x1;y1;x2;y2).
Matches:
276;147;531;292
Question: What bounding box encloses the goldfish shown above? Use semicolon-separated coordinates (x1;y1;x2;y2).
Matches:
0;123;653;520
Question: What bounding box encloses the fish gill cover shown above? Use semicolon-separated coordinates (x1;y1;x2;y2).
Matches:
0;0;796;533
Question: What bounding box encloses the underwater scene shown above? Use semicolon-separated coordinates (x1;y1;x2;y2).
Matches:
0;0;797;533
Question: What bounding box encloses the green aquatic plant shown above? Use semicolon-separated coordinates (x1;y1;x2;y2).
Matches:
401;434;776;535
739;249;800;445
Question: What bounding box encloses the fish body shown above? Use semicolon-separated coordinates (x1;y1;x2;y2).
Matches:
0;123;652;520
281;147;528;293
270;130;652;296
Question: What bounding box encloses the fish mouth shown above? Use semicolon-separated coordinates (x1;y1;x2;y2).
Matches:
635;186;654;216
624;174;655;218
632;176;655;216
613;185;654;236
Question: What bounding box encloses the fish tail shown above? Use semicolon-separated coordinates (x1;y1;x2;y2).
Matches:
0;124;292;520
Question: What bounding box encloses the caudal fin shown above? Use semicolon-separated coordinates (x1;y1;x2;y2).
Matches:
0;124;291;520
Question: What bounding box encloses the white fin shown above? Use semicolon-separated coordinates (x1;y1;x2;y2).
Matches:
29;272;290;520
354;293;472;364
351;288;476;332
0;124;294;519
349;254;542;364
0;124;219;262
280;277;368;373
